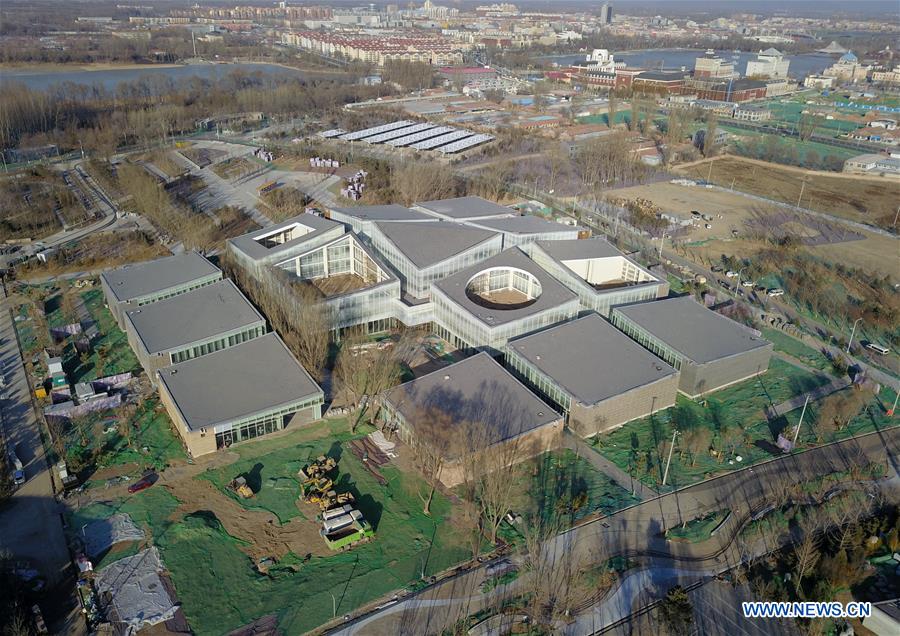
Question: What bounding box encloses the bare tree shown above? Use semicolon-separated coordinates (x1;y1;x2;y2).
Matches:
798;113;822;142
391;160;456;205
407;406;455;515
703;112;719;158
607;91;618;128
791;515;822;595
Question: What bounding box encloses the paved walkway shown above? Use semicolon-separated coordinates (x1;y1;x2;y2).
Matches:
563;431;658;500
766;375;852;419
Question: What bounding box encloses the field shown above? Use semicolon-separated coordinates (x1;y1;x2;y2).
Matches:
675;155;900;230
612;179;898;278
212;156;257;180
760;327;835;374
68;419;475;636
17;230;169;277
594;358;839;490
1;169;90;240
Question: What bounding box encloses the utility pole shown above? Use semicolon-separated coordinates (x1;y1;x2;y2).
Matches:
893;204;900;228
792;395;810;447
796;180;806;208
888;391;899;417
662;428;678;487
658;233;665;259
846;317;862;353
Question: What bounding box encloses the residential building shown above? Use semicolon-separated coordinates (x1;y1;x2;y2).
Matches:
693;79;768;102
505;313;678;437
611;296;773;397
733;105;772;121
122;280;266;381
804;74;836;90
381;352;563;487
158;333;324;457
633;71;687;95
694;51;736;80
843;153;900;177
100;251;222;328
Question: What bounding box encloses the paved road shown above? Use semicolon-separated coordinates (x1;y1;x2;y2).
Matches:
328;427;899;635
0;296;71;587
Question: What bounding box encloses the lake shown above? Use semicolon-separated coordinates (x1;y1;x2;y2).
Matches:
542;48;836;79
1;62;320;92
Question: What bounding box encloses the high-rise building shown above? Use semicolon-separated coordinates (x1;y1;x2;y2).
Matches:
600;2;613;25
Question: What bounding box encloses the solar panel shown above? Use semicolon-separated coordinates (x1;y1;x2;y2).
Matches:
436;134;495;154
385;126;457;147
410;129;474;151
362;123;437;144
319;129;346;138
338;120;416;141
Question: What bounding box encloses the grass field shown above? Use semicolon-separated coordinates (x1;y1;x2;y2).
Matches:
760;327;835;374
676;156;900;230
73;420;474;636
595;358;834;490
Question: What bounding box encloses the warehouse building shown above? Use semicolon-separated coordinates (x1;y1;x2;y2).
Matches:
101;251;222;328
413;196;516;221
432;247;580;353
526;238;668;317
381;352;563;487
122;279;266;381
226;213;345;279
505;314;679;437
611;296;773;397
327;204;435;239
158;333;324;457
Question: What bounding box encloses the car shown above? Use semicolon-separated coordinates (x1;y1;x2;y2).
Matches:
710;265;724;273
725;270;739;278
127;473;157;494
741;280;754;288
13;469;25;486
766;288;785;297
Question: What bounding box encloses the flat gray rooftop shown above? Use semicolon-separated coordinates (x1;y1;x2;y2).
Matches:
535;237;625;261
434;247;578;327
375;220;498;269
415;196;514;220
471;216;577;234
158;333;322;431
124;280;265;354
507;313;677;405
614;296;771;364
385;352;559;447
226;213;342;262
102;251;220;303
331;204;434;222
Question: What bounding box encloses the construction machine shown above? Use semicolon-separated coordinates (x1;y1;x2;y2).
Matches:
228;476;254;499
298;455;337;481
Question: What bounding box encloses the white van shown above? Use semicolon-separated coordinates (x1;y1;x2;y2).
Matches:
866;343;890;355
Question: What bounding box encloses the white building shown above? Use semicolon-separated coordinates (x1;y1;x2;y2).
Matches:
745;48;790;79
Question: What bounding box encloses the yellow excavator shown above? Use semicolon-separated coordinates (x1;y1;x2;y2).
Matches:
228;476;254;499
298;456;337;481
300;477;333;504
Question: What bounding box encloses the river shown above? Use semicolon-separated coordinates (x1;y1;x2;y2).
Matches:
1;62;322;92
541;48;837;79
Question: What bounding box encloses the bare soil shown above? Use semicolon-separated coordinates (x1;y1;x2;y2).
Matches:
674;156;900;229
311;273;369;297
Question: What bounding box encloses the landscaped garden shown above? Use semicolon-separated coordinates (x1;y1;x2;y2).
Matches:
591;358;896;491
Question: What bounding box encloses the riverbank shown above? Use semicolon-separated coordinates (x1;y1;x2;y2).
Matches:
0;62;183;74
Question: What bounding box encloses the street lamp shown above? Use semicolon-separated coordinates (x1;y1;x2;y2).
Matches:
662;428;679;487
846;317;863;353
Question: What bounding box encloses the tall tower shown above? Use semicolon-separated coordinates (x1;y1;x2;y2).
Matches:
600;2;613;25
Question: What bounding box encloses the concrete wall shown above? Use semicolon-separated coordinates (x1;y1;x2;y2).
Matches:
567;373;680;438
679;343;774;397
158;378;215;457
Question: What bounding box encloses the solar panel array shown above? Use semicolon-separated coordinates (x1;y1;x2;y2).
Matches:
363;122;436;145
436;134;496;154
327;121;494;154
409;129;474;151
385;126;456;148
339;120;415;141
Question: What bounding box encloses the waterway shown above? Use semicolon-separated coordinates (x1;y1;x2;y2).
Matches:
1;62;320;92
541;48;837;79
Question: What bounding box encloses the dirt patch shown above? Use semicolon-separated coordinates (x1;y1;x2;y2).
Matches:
311;273;370;297
674;156;900;229
165;479;330;561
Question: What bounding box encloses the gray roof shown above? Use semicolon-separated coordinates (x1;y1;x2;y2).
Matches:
124;280;265;354
434;247;578;327
226;213;342;261
507;313;677;405
470;215;580;235
331;204;434;222
101;251;221;303
375;221;498;268
535;237;625;261
158;333;322;431
385;352;559;448
614;296;771;364
415;196;514;220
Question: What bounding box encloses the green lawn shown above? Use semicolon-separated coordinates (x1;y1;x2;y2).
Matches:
760;327;835;374
75;419;474;636
666;510;730;543
594;358;834;490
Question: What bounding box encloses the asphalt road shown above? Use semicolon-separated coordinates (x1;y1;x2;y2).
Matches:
0;295;71;586
327;426;899;635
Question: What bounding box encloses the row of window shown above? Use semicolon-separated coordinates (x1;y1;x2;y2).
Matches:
611;314;684;370
169;326;265;364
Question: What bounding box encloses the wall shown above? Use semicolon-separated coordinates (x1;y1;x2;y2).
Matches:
568;374;680;438
158;379;215;457
678;343;774;398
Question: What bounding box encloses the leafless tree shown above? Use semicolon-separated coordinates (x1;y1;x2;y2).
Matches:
407;406;455;515
391;160;456;205
703;112;719;158
607;91;618;128
791;515;822;595
798;113;822;142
